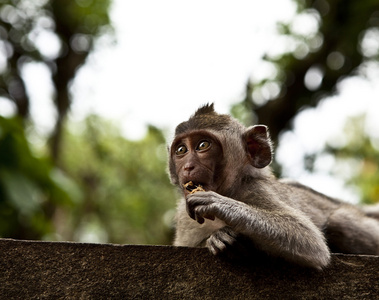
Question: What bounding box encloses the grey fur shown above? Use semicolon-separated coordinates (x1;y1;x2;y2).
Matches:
169;104;379;270
362;203;379;220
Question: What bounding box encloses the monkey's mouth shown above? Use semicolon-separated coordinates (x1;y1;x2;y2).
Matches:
183;181;205;194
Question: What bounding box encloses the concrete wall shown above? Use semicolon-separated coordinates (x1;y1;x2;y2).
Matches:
1;238;378;299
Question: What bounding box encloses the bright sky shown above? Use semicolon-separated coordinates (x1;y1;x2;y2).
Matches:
2;0;379;203
70;0;297;139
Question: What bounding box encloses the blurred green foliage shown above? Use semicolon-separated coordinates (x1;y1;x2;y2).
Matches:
235;0;379;202
0;114;177;244
1;0;379;243
0;0;113;161
58;116;176;244
0;0;178;244
238;0;379;144
325;116;379;204
0;116;74;239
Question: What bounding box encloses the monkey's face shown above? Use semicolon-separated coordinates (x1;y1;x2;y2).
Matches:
170;130;224;195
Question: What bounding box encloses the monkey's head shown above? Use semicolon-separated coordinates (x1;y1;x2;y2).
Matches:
169;104;273;196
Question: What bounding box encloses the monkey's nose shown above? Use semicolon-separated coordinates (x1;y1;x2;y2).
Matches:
184;163;195;171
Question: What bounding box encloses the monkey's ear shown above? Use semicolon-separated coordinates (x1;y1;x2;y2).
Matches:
244;125;272;168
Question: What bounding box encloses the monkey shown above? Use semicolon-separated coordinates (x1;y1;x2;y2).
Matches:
362;203;379;220
168;103;379;270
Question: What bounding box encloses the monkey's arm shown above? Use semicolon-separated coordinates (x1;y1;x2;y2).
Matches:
186;191;330;269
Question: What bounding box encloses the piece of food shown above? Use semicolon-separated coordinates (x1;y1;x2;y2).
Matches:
183;181;205;194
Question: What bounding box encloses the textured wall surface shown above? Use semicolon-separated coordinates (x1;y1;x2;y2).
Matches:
0;238;378;299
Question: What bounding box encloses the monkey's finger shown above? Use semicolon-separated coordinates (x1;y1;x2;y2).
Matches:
196;214;205;224
186;193;211;205
185;201;197;220
186;197;210;220
207;239;225;255
186;207;204;223
203;214;215;221
186;202;206;224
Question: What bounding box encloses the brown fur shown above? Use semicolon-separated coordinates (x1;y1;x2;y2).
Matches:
169;104;379;269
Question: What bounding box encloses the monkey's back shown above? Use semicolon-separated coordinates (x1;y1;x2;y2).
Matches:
280;180;352;229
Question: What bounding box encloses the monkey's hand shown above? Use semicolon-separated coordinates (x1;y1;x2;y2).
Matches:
186;191;248;226
206;226;255;260
206;226;238;255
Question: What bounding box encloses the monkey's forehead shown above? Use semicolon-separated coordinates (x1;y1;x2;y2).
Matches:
170;129;222;146
174;115;238;136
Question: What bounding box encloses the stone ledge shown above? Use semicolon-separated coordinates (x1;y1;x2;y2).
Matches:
0;238;378;299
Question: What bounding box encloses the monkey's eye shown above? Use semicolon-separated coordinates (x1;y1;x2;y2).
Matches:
197;140;211;151
175;145;188;155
